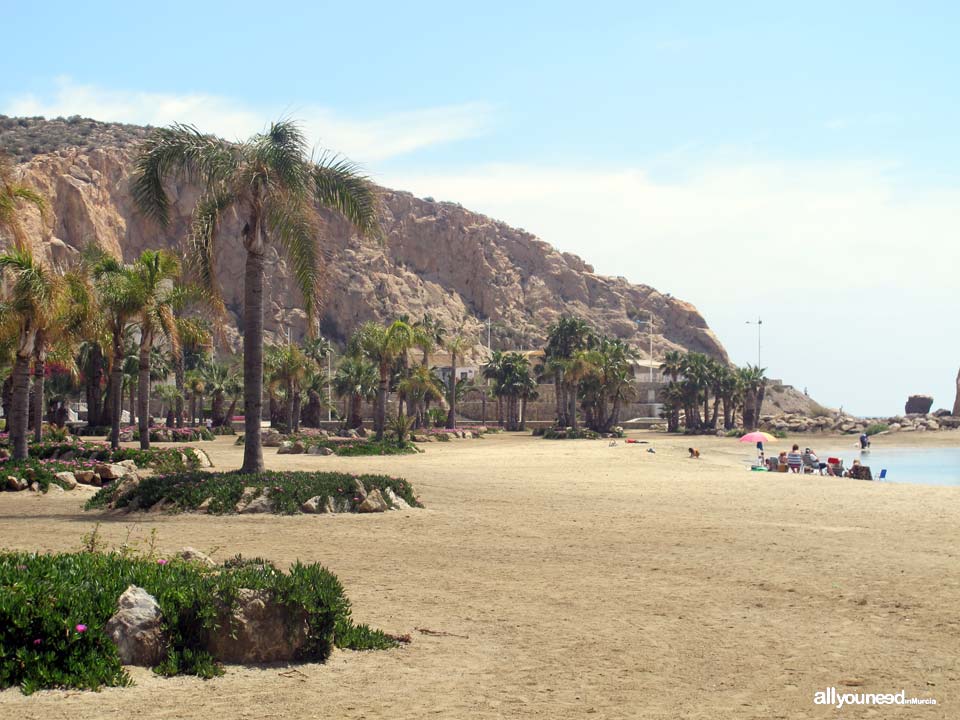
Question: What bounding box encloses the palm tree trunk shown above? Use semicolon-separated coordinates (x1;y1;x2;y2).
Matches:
10;351;32;459
86;344;104;427
212;391;225;427
567;384;578;431
292;389;301;433
446;352;457;429
285;380;294;432
110;337;124;450
375;374;388;440
241;245;266;473
138;330;151;450
554;371;565;426
129;381;135;427
174;351;185;428
31;346;46;443
190;394;197;427
519;396;527;431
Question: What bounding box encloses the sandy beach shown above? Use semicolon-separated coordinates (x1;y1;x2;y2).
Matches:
1;430;958;719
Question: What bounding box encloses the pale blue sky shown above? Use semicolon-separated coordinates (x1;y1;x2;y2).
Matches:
3;1;959;415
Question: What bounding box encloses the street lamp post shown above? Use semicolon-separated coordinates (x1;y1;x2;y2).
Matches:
745;317;762;367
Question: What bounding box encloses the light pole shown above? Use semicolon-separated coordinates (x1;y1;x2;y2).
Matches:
745;317;762;367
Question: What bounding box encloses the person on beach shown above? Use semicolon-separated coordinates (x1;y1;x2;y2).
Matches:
803;447;831;475
859;432;871;450
786;444;803;473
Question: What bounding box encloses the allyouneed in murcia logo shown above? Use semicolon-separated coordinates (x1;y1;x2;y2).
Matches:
814;687;937;709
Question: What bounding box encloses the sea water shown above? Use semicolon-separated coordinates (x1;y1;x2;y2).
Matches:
790;445;960;487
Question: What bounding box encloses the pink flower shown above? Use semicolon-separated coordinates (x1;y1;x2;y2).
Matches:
157;558;168;566
75;624;87;633
33;638;41;646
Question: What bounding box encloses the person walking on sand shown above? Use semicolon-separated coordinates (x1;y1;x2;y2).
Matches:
859;432;871;450
786;444;803;473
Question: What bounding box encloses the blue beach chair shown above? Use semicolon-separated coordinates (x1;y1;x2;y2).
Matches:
877;469;887;481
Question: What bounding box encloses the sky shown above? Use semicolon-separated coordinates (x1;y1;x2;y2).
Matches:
2;1;959;416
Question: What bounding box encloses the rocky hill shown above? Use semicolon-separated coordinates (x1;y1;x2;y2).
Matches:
3;116;727;362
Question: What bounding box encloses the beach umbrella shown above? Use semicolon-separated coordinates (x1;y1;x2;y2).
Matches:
738;431;776;443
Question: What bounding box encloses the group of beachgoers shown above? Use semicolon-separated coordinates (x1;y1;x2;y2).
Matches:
760;434;872;479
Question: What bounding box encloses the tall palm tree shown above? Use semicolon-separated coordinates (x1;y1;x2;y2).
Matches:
0;154;46;250
0;247;61;457
348;320;415;439
91;253;142;449
131;120;380;473
128;250;180;449
444;333;470;429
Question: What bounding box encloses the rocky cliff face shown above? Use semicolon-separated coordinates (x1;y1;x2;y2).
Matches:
8;121;727;362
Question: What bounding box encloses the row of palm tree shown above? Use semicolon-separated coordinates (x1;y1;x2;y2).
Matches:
659;350;767;432
0;120;380;471
542;317;640;432
482;351;537;430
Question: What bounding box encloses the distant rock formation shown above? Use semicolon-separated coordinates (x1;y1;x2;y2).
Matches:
954;369;960;416
904;395;934;415
8;117;728;363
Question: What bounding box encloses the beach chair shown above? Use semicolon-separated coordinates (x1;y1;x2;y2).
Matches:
802;455;823;474
877;468;887;481
827;457;844;476
849;464;873;481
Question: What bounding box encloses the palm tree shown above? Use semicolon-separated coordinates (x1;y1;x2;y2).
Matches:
200;361;239;427
91;253;142;449
413;314;445;367
348;320;415;439
265;342;309;432
131;120;380;473
738;365;767;431
0;154;46;250
544;316;593;427
396;364;445;428
127;250;181;449
185;370;206;427
443;333;470;429
0;247;61;457
332;356;378;429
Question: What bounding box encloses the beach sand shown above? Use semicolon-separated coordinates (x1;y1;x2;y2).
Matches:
1;430;957;719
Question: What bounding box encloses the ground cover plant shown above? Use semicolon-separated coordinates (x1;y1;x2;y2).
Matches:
87;470;421;515
2;441;205;490
0;549;398;694
132;427;216;442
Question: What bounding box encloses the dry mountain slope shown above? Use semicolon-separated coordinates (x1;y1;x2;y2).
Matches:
4;115;727;362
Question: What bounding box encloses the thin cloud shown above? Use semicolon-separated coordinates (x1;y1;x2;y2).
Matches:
5;77;492;163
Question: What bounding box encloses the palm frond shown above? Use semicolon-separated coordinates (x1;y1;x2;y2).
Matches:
312;153;382;240
186;188;234;304
131;124;239;226
264;199;322;322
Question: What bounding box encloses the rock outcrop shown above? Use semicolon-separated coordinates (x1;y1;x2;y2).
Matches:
9;118;727;362
954;368;960;417
904;395;934;415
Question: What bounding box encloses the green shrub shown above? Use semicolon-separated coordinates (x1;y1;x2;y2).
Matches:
210;425;236;436
724;428;744;438
22;440;201;471
0;457;101;491
541;428;600;440
0;551;398;694
865;423;889;436
87;470;421;515
771;429;788;439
